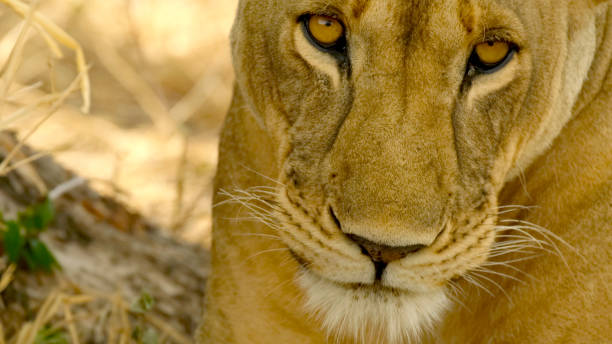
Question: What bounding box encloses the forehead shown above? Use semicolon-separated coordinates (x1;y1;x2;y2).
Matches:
288;0;529;48
292;0;480;34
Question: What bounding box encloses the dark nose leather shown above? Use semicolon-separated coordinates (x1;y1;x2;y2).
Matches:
347;234;425;264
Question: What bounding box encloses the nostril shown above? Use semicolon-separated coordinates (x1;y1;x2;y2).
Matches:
347;234;425;264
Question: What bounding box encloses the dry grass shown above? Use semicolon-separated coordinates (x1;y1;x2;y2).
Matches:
3;279;194;344
0;0;237;246
0;0;237;341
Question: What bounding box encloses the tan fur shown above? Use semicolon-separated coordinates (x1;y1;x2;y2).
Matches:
199;0;612;343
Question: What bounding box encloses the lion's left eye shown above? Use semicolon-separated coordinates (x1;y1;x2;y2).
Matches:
469;41;516;74
302;15;347;53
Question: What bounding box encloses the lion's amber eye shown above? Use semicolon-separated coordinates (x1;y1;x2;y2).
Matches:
475;41;510;65
306;15;344;47
470;41;515;73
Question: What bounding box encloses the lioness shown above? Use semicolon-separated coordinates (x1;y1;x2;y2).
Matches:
199;0;612;342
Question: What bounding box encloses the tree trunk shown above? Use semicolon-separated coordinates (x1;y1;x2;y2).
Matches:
0;131;209;343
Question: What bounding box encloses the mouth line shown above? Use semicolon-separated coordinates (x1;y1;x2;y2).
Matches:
288;249;409;294
294;261;418;296
341;281;409;295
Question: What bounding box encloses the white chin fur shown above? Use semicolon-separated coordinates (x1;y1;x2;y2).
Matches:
297;270;449;344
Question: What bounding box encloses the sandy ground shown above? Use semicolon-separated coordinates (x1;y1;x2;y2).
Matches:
0;0;239;247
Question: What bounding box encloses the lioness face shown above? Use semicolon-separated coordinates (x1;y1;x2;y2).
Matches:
231;0;595;341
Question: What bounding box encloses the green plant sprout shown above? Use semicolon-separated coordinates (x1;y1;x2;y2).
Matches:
131;291;159;344
0;197;60;272
34;325;69;344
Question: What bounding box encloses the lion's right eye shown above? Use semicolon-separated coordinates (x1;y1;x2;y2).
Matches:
469;41;516;74
302;15;347;53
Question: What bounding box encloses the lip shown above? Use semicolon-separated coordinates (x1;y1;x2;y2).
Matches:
295;261;418;296
288;241;435;292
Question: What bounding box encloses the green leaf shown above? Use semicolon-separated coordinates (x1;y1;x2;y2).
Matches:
18;211;36;233
26;239;58;272
141;327;159;344
132;326;143;341
131;326;159;344
4;221;24;263
32;198;55;230
34;325;68;344
19;198;55;234
22;249;38;270
131;291;155;314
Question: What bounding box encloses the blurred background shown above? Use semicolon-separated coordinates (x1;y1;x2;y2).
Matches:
0;0;240;247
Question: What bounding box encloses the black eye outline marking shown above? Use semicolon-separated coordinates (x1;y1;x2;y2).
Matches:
300;14;348;59
468;42;518;74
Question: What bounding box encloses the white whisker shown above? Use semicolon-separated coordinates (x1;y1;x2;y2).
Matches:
470;271;513;304
246;248;291;261
489;243;542;252
237;162;286;186
481;259;539;281
494;226;548;248
232;233;283;241
486;248;539;258
264;271;299;298
494;234;549;247
486;254;545;265
445;282;471;313
501;219;585;259
499;220;583;281
463;273;494;297
473;266;527;285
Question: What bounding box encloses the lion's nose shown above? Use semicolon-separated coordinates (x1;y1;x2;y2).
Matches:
330;206;426;279
347;234;424;263
347;234;425;280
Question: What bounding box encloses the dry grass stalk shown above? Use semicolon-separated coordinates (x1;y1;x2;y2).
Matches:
64;295;96;305
1;93;65;128
169;65;224;125
143;313;193;344
171;180;210;232
4;81;43;102
33;23;63;59
94;40;177;134
14;289;63;344
0;131;48;194
116;293;132;344
0;0;39;103
14;323;32;344
106;294;120;344
0;149;49;175
0;263;16;294
171;135;189;230
62;303;80;344
0;0;89;189
0;0;91;113
0;71;82;177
